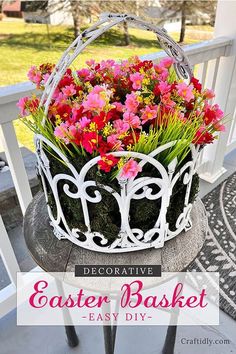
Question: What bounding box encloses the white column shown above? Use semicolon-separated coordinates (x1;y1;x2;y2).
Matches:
0;121;33;214
0;215;20;286
199;0;236;183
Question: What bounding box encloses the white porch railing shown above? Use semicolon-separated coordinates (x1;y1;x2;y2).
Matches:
0;35;236;317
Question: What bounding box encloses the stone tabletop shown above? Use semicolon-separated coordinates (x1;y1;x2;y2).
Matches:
23;192;207;276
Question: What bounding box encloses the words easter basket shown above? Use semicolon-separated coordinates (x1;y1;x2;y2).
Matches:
29;13;216;253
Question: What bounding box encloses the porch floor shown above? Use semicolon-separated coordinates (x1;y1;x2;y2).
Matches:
0;149;236;354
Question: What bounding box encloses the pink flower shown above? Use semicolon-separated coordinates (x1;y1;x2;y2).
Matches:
77;68;90;78
62;84;76;97
42;73;50;85
86;59;96;67
100;59;115;69
130;72;144;90
107;134;123;151
27;66;42;86
176;82;194;102
52;88;60;100
79;116;91;129
159;57;174;69
120;159;142;179
213;104;224;120
54;91;66;103
125;92;139;113
83;92;106;112
91;85;105;94
17;97;29;116
160;70;169;81
158;81;171;95
161;93;175;108
123;112;141;129
113;64;122;77
141;106;158;124
214;122;225;132
113;119;129;134
204;89;215;99
113;102;124;112
54;122;69;143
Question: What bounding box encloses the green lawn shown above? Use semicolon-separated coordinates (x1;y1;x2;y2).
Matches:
0;20;204;151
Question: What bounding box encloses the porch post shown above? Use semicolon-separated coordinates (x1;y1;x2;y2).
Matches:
199;0;236;183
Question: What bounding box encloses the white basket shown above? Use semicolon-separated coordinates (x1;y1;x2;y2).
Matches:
36;13;199;253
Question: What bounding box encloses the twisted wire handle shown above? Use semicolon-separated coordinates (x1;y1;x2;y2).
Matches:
40;13;193;123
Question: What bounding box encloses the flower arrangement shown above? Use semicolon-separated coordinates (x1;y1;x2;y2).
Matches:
17;13;225;253
18;56;224;181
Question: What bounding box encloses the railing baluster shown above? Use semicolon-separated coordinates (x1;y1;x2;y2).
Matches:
227;106;236;148
211;57;220;92
201;61;208;88
0;215;20;286
0;121;32;215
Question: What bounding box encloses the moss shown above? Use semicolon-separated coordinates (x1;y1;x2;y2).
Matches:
40;150;199;240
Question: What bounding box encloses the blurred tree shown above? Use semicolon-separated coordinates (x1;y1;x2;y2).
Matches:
21;0;156;43
98;0;154;45
68;1;100;38
159;0;217;43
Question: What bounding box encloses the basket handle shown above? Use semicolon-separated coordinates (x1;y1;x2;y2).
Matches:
40;13;193;121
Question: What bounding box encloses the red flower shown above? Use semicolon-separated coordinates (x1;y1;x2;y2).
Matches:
107;108;122;121
98;154;119;172
75;85;83;95
58;75;74;89
92;112;109;130
97;140;111;155
82;132;99;154
194;129;214;145
191;77;202;92
185;100;195;111
28;98;40;113
71;106;84;122
204;108;217;125
39;63;55;75
123;131;140;146
56;104;72;120
153;84;161;96
133;60;153;72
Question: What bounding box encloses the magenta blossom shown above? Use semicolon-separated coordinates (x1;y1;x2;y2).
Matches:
54;122;70;143
159;57;174;69
27;66;42;86
83;92;106;112
62;84;76;97
158;81;171;95
123;112;141;129
17;97;29;116
161;93;176;108
130;72;143;90
141;106;158;124
176;82;194;102
113;119;129;135
125;92;139;113
107;134;123;151
113;102;124;112
78;116;91;129
120;159;142;179
204;89;215;99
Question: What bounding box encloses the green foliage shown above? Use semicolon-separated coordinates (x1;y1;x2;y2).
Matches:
133;110;202;167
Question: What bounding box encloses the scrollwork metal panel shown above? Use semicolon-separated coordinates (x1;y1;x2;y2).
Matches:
36;135;200;253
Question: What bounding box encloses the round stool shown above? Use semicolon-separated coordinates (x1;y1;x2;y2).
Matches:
23;192;207;354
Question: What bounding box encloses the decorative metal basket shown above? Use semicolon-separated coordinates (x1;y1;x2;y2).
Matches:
36;13;200;253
